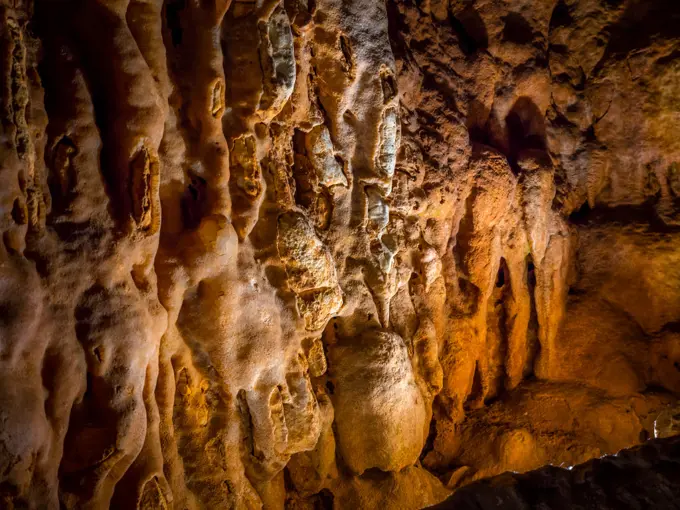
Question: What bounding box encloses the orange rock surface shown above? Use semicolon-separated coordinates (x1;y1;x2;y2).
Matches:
0;0;678;508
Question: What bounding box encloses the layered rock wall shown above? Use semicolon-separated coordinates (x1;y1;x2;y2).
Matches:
0;0;678;508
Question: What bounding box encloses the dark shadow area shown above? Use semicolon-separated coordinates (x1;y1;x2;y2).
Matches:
495;258;509;288
464;362;483;410
316;488;334;509
506;96;547;162
181;172;207;229
488;258;511;399
502;12;533;45
568;200;680;234
449;6;488;56
549;0;573;31
419;416;438;462
466;99;491;145
165;0;185;47
525;254;539;379
386;0;410;61
567;200;592;223
467;96;547;169
594;0;680;73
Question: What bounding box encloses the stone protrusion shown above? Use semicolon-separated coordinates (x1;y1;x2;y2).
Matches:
375;107;400;185
365;185;390;234
258;4;296;120
305;125;348;188
130;146;161;235
231;135;262;198
303;337;327;378
277;212;342;330
329;330;428;474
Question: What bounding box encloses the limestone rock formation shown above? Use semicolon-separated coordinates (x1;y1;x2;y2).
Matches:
0;0;678;508
429;434;680;510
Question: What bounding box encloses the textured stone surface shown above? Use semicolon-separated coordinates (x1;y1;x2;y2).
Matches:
0;0;678;509
428;435;680;510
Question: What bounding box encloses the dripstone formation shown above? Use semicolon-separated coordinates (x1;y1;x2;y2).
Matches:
0;0;678;508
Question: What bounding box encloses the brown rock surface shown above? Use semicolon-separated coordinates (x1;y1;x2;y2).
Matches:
428;434;680;510
0;0;678;508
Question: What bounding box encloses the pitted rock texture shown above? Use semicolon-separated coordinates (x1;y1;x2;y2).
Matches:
0;0;678;509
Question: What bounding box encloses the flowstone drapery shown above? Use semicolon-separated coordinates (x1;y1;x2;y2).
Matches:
0;0;678;508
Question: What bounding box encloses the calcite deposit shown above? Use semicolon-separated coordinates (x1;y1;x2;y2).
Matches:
0;0;678;508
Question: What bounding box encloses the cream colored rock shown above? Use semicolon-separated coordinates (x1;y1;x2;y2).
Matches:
287;392;337;494
303;337;328;378
329;330;428;474
366;185;390;233
305;125;348;188
375;107;400;184
277;211;342;330
654;404;680;439
258;4;296;120
297;286;343;331
277;211;338;293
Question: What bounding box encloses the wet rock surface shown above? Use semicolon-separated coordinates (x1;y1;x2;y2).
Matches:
0;0;678;508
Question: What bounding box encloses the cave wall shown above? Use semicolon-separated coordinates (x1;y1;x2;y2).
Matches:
429;434;680;510
0;0;678;508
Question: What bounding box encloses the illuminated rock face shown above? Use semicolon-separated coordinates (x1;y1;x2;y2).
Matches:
430;435;680;510
0;0;678;509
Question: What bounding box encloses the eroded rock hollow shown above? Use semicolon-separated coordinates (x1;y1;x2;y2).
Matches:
0;0;679;508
